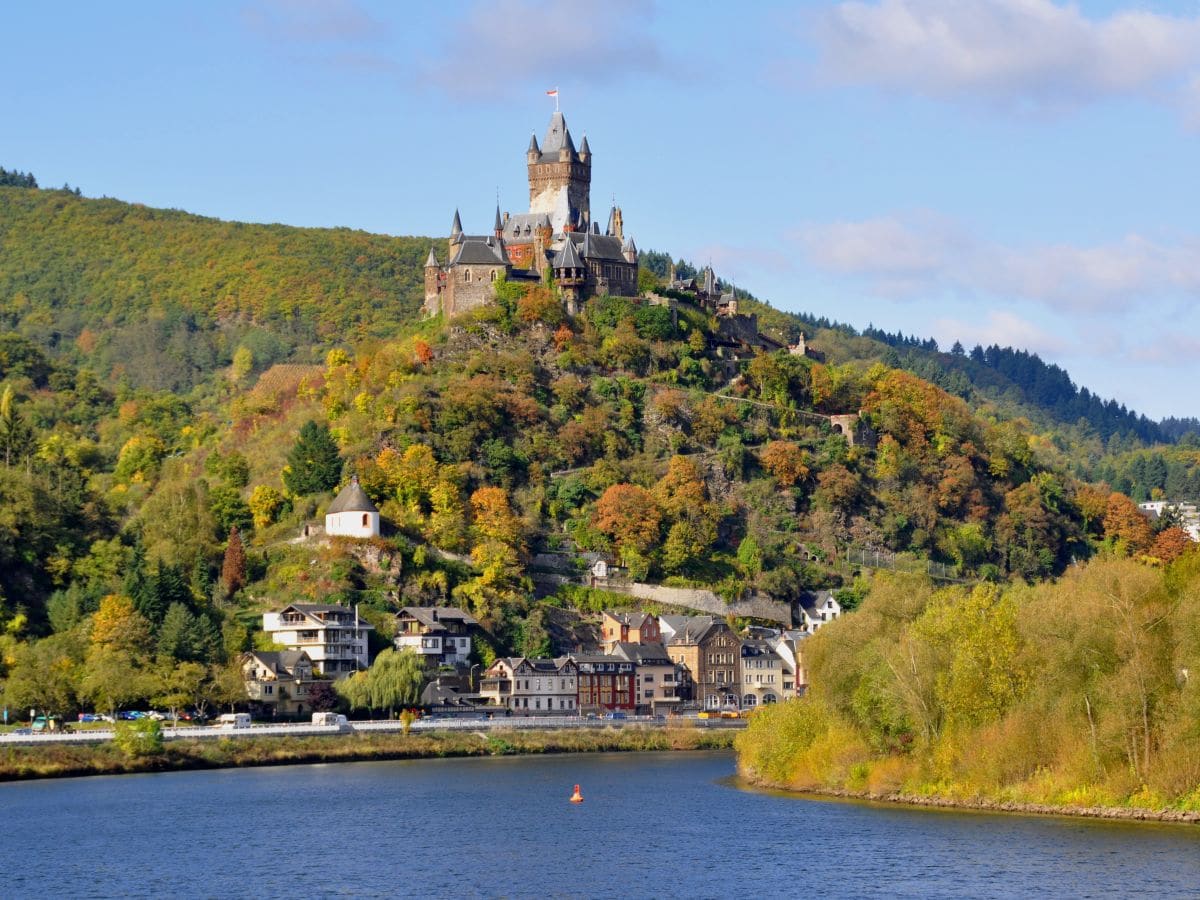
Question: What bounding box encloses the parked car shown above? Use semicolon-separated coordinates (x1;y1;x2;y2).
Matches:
10;727;33;735
603;712;627;720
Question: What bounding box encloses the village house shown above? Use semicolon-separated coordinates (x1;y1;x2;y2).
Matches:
599;611;661;651
664;616;742;711
771;631;808;699
394;606;479;669
796;591;842;636
324;475;380;539
739;639;784;708
610;641;681;715
241;650;316;717
571;653;636;714
262;603;373;677
479;657;579;716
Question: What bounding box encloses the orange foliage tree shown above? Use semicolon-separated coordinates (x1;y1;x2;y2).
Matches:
1148;527;1193;564
1103;492;1153;554
759;441;810;487
594;484;662;556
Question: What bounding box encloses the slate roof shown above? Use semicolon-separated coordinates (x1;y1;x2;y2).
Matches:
398;606;479;630
451;209;462;235
553;237;584;269
798;590;837;617
450;236;508;266
245;649;312;676
571;231;627;262
666;615;720;645
424;247;438;267
579;134;590;156
327;476;378;515
535;111;576;163
503;212;551;241
610;641;673;666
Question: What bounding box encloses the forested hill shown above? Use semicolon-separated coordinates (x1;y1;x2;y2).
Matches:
637;253;1172;447
0;185;431;390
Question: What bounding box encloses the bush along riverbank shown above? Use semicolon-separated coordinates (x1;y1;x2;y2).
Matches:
735;558;1200;826
0;725;735;782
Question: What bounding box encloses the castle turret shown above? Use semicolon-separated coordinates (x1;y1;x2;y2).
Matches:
527;132;540;163
622;235;637;265
493;204;503;240
449;209;463;256
553;237;586;316
423;247;441;317
607;205;624;240
578;133;591;163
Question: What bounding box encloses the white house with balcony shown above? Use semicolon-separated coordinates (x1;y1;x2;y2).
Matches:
262;603;373;677
324;475;381;539
394;606;479;669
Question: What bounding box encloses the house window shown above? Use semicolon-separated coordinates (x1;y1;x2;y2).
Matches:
465;269;473;282
264;685;273;695
362;513;369;528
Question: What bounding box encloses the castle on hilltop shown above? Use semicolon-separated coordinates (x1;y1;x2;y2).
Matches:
423;110;638;319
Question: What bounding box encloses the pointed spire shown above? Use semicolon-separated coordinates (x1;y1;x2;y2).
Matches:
425;247;438;268
528;131;540;153
579;133;591;156
494;204;503;233
606;206;617;236
554;236;584;270
451;209;462;236
563;128;576;155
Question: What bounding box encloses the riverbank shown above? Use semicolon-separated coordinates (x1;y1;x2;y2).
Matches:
0;725;735;782
738;773;1200;825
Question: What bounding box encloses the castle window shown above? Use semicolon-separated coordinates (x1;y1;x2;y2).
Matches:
465;269;472;282
490;270;497;282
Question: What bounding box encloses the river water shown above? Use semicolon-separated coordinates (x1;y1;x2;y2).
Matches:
0;751;1196;898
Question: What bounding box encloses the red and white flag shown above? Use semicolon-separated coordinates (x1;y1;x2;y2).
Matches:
546;88;558;97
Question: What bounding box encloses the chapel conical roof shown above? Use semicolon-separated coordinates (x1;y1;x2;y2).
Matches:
554;237;584;269
327;475;378;515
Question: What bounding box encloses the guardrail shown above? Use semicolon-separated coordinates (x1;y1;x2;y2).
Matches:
0;715;745;747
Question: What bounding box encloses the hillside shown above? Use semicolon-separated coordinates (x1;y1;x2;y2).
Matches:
1;180;1196;722
0;185;430;391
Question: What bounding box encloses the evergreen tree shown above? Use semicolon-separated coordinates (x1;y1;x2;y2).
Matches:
282;420;342;495
157;602;196;661
220;526;246;597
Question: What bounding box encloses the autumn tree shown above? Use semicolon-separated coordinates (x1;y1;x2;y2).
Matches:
1148;527;1193;565
220;526;247;597
594;483;661;577
759;441;810;487
1103;492;1153;555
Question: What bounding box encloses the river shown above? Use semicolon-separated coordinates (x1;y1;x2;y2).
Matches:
0;751;1196;898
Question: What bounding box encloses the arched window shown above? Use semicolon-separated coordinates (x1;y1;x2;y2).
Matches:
362;513;369;528
465;269;472;282
490;270;497;282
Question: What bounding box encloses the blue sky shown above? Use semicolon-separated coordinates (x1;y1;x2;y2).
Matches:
4;0;1200;420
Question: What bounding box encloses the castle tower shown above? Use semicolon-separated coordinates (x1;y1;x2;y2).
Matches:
527;111;590;236
423;247;441;317
607;205;624;241
622;235;637;265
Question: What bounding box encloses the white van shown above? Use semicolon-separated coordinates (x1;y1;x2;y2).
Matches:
215;713;252;729
312;712;350;729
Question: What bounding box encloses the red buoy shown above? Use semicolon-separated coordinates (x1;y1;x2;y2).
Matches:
569;784;584;803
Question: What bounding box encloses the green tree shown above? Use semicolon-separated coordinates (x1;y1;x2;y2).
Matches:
282;420;342;495
113;718;163;758
337;648;426;716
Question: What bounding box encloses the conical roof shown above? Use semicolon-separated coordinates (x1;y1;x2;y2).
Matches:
327;475;378;515
424;247;438;267
528;132;539;153
541;111;569;156
451;209;462;236
554;237;584;269
579;134;591;156
494;205;503;232
622;235;636;254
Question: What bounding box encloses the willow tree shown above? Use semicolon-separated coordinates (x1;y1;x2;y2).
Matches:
337;648;425;717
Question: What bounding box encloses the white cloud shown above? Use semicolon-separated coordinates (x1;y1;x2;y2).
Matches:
421;0;669;100
794;214;1200;312
932;309;1067;356
815;0;1200;114
241;0;383;44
